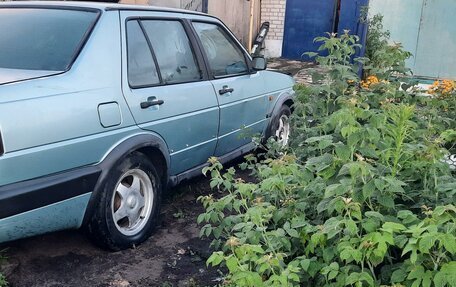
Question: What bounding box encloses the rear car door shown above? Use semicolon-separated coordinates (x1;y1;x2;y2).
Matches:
191;22;268;156
120;12;219;175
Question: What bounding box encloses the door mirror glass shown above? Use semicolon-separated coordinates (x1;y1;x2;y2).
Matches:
252;57;267;71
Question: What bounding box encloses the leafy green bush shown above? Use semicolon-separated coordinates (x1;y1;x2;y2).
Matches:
363;14;412;79
197;27;456;286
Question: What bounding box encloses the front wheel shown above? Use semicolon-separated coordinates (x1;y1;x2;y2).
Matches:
270;105;291;147
86;152;161;251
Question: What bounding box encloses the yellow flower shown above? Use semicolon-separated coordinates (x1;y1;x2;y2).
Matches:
429;79;456;98
361;81;370;89
367;75;379;84
361;75;380;89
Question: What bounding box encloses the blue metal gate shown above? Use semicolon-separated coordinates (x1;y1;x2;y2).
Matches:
282;0;337;59
337;0;369;59
282;0;369;60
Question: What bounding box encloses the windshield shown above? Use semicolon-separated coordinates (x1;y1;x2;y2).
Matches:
0;8;98;71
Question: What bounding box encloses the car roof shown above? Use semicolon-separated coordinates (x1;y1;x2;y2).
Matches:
0;1;210;17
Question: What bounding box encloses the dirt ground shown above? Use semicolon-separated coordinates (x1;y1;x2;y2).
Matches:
0;59;313;287
267;58;325;85
3;172;227;287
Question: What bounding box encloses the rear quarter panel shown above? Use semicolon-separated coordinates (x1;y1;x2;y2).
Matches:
0;10;136;186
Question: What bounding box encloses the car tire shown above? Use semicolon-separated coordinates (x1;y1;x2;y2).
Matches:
267;105;292;147
445;154;456;170
86;152;161;251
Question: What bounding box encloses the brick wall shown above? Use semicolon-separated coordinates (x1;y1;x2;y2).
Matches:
261;0;287;58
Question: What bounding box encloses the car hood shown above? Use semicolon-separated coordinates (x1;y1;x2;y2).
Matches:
0;68;61;85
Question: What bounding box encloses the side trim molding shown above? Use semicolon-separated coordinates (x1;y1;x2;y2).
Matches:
0;166;101;219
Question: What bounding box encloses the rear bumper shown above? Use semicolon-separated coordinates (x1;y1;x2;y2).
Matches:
0;166;101;219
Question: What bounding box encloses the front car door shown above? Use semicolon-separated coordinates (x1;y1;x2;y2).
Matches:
191;21;269;156
120;11;219;175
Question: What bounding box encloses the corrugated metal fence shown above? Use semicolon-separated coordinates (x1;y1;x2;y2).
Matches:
370;0;456;80
208;0;261;48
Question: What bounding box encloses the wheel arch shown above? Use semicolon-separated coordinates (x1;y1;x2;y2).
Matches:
81;133;170;227
283;98;295;113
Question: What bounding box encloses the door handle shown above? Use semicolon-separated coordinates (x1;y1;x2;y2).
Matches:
219;85;234;95
140;98;164;109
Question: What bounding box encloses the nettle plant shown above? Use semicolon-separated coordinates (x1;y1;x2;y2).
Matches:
198;29;456;286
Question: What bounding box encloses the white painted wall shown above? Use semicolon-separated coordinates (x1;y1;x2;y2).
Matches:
261;0;287;58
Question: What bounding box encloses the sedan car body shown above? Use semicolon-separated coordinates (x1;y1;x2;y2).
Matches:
0;1;294;250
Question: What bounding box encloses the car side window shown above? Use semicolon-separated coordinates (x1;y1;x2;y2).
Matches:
192;22;248;77
141;20;202;84
126;20;160;87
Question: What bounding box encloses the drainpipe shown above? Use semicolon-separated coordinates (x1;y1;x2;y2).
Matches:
248;0;256;53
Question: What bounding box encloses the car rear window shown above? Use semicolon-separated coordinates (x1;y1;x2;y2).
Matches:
0;8;98;71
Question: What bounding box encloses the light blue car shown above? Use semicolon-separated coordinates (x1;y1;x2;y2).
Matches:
0;1;294;250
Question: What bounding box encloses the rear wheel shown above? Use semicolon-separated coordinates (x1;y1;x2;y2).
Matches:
86;152;161;251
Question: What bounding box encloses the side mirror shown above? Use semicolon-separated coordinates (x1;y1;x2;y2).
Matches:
252;56;267;71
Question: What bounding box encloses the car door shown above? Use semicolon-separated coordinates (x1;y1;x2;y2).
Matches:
120;12;219;175
191;22;269;156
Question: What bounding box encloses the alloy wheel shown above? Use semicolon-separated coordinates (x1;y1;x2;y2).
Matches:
275;114;290;147
111;169;154;236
